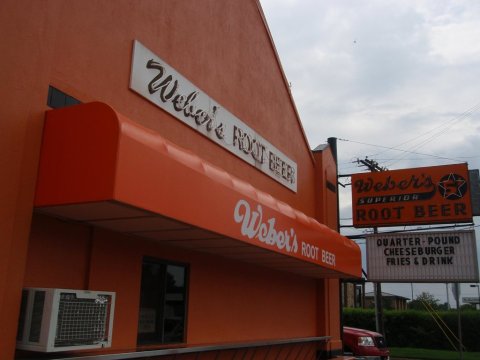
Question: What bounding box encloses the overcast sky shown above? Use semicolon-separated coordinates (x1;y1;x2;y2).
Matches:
260;0;480;305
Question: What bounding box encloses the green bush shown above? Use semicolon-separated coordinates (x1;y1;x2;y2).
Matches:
343;308;480;351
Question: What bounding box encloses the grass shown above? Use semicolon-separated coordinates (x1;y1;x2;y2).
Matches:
391;347;480;360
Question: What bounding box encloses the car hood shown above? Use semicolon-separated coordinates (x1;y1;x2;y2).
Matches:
344;326;383;338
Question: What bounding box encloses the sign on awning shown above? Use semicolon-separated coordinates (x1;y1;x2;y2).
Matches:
34;102;362;279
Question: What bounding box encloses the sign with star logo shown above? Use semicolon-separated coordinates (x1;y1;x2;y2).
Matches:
437;173;468;200
351;163;473;228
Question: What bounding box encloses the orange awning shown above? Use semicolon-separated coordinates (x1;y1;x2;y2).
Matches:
35;102;361;278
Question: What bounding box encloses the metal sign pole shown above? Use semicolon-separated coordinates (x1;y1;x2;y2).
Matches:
454;283;463;360
374;282;384;334
372;227;385;337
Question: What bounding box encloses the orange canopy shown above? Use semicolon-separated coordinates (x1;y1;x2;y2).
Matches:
35;102;361;278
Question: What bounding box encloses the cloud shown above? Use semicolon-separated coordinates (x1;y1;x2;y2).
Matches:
261;0;480;172
261;0;480;299
429;21;480;64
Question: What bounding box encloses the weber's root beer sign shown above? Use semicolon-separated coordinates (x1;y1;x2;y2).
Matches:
351;163;473;228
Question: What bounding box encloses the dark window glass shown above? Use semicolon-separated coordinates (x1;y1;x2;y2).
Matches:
65;94;81;107
47;86;81;108
29;290;46;342
16;290;29;341
137;258;188;345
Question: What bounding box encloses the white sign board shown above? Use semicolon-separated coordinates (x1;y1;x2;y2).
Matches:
366;230;479;282
462;297;480;304
130;40;298;192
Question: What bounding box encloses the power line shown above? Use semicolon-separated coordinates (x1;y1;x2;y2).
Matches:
374;102;480;167
337;101;480;169
368;101;480;159
341;223;477;239
338;138;469;163
371;156;480;161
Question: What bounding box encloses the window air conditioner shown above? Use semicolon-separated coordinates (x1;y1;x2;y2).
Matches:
16;288;115;352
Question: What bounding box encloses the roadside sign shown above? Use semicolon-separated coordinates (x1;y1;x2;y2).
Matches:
462;297;480;304
366;230;479;282
469;169;480;216
352;163;473;228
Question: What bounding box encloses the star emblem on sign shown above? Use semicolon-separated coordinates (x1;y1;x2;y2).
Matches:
437;173;468;200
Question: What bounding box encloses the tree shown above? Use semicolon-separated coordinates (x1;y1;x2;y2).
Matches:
460;303;476;310
408;292;441;311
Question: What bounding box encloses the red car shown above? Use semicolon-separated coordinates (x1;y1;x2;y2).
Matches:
343;326;390;360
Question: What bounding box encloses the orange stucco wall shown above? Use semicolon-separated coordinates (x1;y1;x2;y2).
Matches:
313;148;343;352
25;214;318;353
0;1;347;359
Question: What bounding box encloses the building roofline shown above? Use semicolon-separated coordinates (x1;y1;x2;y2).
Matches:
255;0;316;165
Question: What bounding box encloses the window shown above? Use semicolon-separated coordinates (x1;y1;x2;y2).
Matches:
137;257;188;345
47;86;81;109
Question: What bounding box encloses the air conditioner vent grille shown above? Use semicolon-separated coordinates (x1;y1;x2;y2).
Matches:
54;292;111;347
17;288;115;352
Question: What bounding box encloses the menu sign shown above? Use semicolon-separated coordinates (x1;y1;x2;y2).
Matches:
366;230;479;282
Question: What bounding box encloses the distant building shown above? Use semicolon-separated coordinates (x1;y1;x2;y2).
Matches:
342;281;366;308
364;292;409;310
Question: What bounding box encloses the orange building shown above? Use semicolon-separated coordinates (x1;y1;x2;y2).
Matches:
0;1;361;359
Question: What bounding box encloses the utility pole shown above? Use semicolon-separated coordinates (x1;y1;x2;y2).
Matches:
453;283;463;360
357;157;386;173
357;157;386;337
